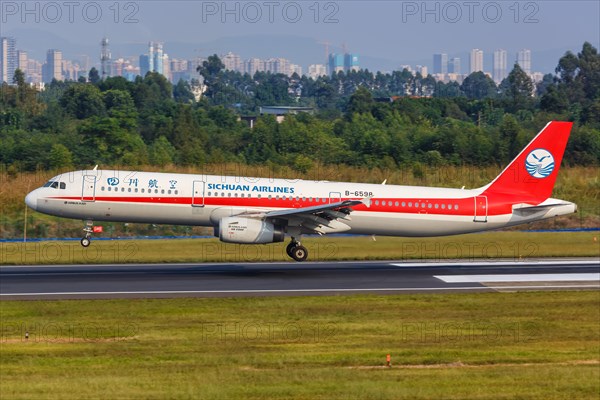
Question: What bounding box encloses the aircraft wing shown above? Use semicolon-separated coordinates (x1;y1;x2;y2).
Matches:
239;199;367;235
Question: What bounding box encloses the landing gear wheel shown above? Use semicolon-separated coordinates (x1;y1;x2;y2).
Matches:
80;237;91;247
286;242;296;257
291;245;308;262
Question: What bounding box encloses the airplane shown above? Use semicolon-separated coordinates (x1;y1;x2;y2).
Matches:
25;121;577;261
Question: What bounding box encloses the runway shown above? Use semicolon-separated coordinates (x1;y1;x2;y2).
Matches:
1;258;598;300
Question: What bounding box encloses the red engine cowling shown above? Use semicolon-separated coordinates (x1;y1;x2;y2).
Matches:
216;217;285;244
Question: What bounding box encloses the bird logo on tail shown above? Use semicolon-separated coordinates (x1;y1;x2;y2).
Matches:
525;148;555;178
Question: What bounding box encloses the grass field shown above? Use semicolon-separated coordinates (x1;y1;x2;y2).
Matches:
1;231;599;265
1;291;599;399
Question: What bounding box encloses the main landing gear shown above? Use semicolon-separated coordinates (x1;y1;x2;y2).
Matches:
286;238;308;262
80;220;93;247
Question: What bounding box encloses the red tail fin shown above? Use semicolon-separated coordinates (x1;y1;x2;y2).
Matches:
482;121;573;204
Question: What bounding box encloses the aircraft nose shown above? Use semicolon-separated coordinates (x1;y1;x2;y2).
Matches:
25;190;39;211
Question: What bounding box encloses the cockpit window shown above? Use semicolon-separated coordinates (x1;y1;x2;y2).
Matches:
43;181;66;189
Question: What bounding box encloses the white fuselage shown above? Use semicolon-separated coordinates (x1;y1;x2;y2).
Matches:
25;169;576;237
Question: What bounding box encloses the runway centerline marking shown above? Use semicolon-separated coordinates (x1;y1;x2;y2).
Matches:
434;273;600;283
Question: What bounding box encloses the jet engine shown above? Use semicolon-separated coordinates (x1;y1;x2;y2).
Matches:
216;217;285;244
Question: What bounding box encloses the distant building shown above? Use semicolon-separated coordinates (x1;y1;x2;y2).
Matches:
0;36;17;83
308;64;327;79
100;37;111;79
245;58;264;76
530;72;544;83
139;55;150;77
469;49;483;74
328;53;359;74
493;49;507;83
344;53;360;72
264;58;289;75
289;64;302;76
42;49;62;83
516;49;532;75
17;50;28;78
260;106;314;123
221;52;243;72
416;65;428;76
433;53;448;75
328;53;345;74
447;57;461;74
139;42;166;78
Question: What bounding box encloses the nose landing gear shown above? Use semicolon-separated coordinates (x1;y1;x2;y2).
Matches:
286;237;308;262
81;220;93;247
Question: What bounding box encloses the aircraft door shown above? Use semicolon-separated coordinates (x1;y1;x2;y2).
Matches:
329;192;342;203
81;175;96;202
192;180;205;207
474;196;488;222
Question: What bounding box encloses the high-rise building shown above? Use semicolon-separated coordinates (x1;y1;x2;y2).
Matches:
139;55;150;77
245;58;264;76
162;53;170;81
42;49;62;83
139;42;166;77
221;52;243;72
100;37;111;79
0;36;17;83
328;53;359;74
264;58;289;75
152;42;164;75
433;53;448;75
328;54;345;74
308;64;327;79
516;49;531;75
493;49;507;83
447;57;461;74
344;53;360;72
17;50;28;77
416;65;428;76
289;64;302;76
469;49;484;74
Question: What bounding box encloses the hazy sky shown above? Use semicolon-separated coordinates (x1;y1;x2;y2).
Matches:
2;1;599;70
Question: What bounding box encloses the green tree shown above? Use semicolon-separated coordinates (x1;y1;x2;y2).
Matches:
88;67;100;84
149;136;176;166
49;143;73;169
346;86;374;116
460;72;497;100
60;84;106;119
173;79;195;103
499;64;534;112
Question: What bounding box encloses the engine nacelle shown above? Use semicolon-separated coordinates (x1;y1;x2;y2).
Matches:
216;217;285;244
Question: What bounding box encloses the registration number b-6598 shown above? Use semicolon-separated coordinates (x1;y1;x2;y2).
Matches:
344;190;374;197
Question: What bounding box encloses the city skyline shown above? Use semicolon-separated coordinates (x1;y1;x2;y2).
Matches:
1;1;597;75
0;32;556;87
